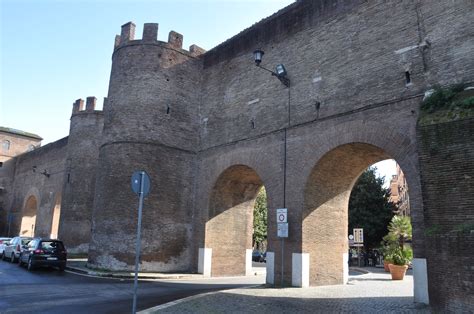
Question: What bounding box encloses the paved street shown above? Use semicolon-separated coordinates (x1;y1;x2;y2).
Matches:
0;260;263;313
153;268;430;313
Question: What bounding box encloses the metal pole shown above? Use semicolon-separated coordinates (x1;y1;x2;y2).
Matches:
281;238;284;287
132;172;145;314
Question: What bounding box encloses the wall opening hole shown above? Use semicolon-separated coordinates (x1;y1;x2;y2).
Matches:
67;173;70;183
405;71;411;85
166;105;170;114
251;120;255;129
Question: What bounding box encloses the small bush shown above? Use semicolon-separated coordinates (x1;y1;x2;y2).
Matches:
421;83;474;113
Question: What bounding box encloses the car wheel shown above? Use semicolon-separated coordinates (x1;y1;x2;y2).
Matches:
58;265;65;272
27;258;34;271
11;253;16;263
2;253;6;261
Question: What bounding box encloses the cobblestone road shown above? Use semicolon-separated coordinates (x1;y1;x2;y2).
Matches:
150;268;430;313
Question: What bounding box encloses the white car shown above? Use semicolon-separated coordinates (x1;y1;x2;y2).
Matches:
2;236;32;262
0;237;12;259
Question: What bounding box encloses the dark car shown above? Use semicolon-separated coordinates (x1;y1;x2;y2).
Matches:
18;238;67;271
252;250;266;263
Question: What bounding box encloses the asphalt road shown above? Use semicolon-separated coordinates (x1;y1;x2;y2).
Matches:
0;260;264;314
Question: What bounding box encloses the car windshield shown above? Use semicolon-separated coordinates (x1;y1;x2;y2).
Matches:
41;241;64;251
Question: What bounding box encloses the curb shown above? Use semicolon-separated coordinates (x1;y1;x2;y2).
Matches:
65;266;202;280
349;267;370;274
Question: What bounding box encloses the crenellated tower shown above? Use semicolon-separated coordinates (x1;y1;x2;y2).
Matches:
59;97;104;253
88;22;205;271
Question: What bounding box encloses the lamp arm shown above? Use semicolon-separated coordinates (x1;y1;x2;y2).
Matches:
256;64;277;76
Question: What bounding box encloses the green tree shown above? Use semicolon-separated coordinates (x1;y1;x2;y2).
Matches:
253;187;267;251
348;167;396;249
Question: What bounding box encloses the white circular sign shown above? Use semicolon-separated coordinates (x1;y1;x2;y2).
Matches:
348;235;354;240
278;214;286;222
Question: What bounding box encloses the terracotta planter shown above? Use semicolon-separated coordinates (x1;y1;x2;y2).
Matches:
388;264;408;280
383;260;391;272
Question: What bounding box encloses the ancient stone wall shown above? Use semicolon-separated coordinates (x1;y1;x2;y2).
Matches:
59;97;104;253
418;117;474;311
88;23;204;271
0;138;68;237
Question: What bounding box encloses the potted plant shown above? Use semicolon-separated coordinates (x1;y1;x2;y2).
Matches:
382;215;413;276
388;247;412;280
380;243;394;271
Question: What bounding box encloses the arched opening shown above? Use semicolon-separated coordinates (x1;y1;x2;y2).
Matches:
50;194;61;239
20;196;38;237
204;165;265;276
303;143;417;287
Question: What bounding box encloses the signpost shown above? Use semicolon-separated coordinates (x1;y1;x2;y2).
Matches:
276;208;288;287
353;228;364;267
131;171;150;314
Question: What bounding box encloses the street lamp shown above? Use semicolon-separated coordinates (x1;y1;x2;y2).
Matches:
253;49;290;87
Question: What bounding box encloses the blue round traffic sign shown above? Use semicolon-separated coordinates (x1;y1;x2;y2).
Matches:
131;171;151;196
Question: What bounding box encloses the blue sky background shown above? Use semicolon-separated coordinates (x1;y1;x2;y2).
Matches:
0;0;396;183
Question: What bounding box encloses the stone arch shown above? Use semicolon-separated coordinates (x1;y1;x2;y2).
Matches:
294;119;423;256
50;193;61;239
204;164;264;276
303;143;394;285
20;195;39;237
299;119;425;301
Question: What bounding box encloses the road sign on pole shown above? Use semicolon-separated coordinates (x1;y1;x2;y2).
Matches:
353;228;364;244
131;171;150;314
277;223;288;238
276;208;287;223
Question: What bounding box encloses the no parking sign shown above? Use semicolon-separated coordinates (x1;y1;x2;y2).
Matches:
276;208;287;223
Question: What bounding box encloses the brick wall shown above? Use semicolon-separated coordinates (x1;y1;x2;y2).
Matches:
417;117;474;311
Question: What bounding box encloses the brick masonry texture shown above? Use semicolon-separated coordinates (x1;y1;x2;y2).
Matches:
417;118;474;311
0;1;472;311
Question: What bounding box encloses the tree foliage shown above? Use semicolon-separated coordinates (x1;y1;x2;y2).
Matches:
253;187;267;251
348;167;396;249
385;215;412;250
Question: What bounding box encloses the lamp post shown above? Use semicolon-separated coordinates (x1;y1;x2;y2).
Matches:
253;49;290;87
253;49;291;288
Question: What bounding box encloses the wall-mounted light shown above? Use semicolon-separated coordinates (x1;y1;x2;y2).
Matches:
253;49;290;87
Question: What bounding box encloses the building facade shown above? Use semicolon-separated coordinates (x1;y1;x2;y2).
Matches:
389;163;410;216
0;127;42;163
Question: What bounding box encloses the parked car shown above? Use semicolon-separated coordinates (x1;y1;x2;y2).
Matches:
252;250;266;263
0;237;12;259
18;238;67;271
3;236;32;262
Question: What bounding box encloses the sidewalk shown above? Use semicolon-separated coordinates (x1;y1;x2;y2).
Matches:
66;258;266;280
141;268;430;314
66;258;203;280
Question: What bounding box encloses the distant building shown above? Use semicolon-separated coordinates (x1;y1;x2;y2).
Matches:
0;127;42;163
389;163;410;216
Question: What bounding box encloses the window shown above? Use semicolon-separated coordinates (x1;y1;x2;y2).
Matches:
2;140;10;151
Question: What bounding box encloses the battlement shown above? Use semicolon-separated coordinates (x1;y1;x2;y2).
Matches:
113;22;205;57
72;97;105;115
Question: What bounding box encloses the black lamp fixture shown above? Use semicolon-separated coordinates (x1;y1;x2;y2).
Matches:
253;49;290;87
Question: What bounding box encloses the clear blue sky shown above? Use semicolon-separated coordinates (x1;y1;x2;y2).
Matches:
0;0;396;182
